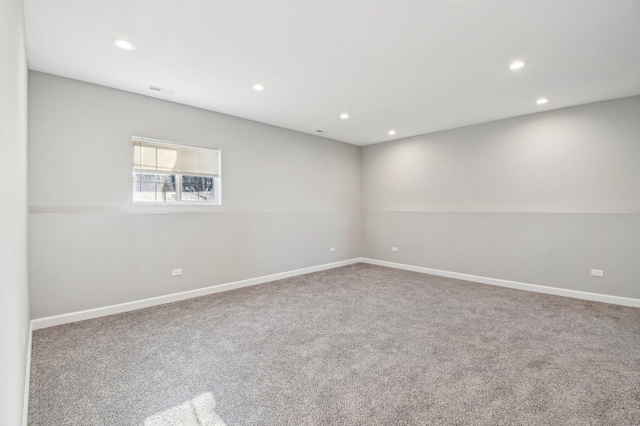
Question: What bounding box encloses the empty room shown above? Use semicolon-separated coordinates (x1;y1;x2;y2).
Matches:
2;0;640;425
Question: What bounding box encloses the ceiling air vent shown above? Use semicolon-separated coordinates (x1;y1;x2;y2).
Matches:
147;85;175;95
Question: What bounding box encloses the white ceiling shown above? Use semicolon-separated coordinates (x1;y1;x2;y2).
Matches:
24;0;640;146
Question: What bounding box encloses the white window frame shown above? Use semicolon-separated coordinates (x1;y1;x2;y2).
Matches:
131;136;222;205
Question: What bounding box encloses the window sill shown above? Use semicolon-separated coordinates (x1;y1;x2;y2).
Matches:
133;202;222;206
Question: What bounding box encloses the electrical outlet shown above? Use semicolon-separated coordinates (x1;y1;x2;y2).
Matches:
330;247;336;252
591;269;604;277
172;269;183;276
391;247;399;252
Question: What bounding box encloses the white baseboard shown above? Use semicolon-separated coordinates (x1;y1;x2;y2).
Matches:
23;322;32;426
29;256;640;331
361;258;640;308
31;258;361;330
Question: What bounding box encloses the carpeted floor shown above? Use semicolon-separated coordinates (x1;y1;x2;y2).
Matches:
29;263;640;425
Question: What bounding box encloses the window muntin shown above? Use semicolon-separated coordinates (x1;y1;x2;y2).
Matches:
132;138;221;204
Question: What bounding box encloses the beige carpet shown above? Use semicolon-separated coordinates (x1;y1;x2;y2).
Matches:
29;264;640;425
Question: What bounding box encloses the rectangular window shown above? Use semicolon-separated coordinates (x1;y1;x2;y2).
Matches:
132;137;221;204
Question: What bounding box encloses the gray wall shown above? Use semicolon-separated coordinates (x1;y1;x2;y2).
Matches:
0;0;30;424
28;72;361;318
362;96;640;299
27;71;640;321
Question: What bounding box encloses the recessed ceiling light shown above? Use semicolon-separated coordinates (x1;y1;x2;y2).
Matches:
252;83;266;91
340;113;349;120
388;130;397;136
509;60;525;70
113;39;136;51
536;98;549;105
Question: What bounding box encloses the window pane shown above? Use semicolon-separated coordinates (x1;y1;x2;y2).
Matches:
199;186;214;201
181;175;214;202
133;172;176;202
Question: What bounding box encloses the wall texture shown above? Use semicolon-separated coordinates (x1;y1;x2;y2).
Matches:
0;0;30;424
361;96;640;299
28;72;361;318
